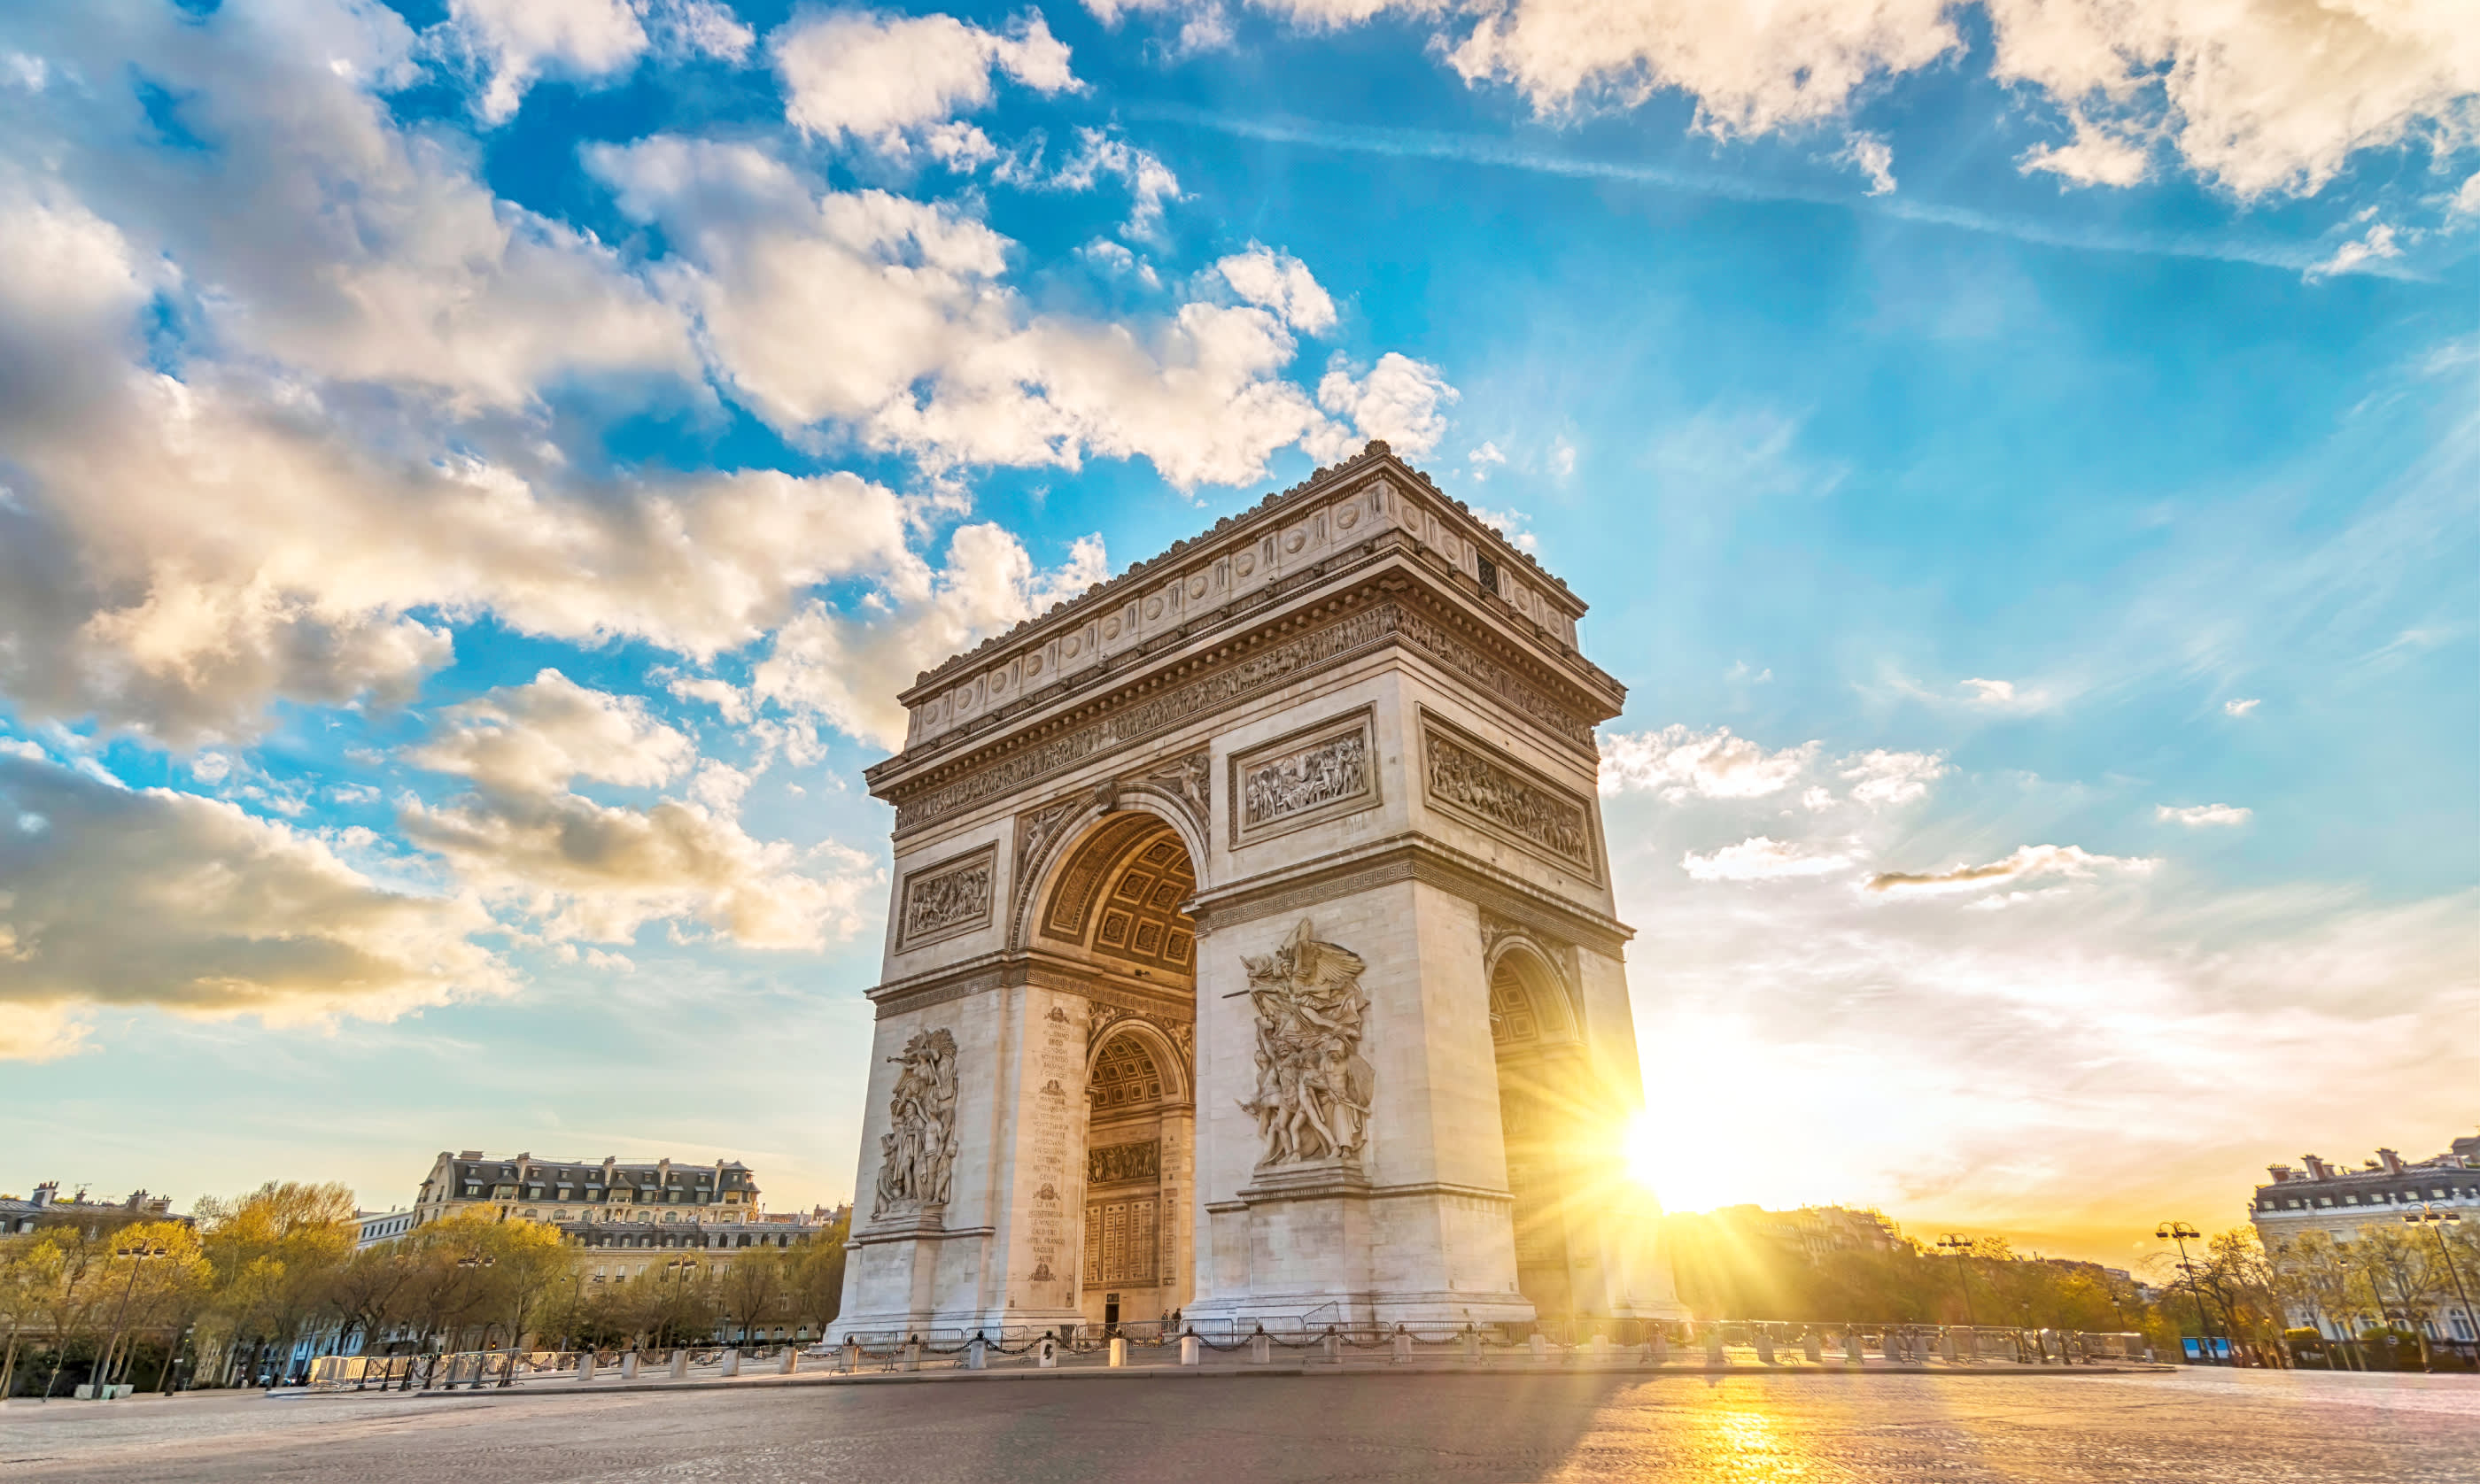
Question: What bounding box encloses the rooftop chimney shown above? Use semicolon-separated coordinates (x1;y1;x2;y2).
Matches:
2303;1155;2332;1179
32;1180;56;1209
2378;1148;2405;1175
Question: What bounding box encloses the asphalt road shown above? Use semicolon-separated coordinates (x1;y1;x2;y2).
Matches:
4;1368;2476;1483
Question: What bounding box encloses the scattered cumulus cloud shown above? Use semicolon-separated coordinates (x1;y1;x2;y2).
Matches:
1601;725;1818;800
1682;835;1856;882
2223;698;2261;717
2158;802;2252;828
1469;506;1539;552
1841;132;1897;194
1865;842;2158;897
2306;220;2403;280
1309;352;1458;459
1838;748;1949;807
771;9;1077;160
0;752;510;1060
1215;244;1337;334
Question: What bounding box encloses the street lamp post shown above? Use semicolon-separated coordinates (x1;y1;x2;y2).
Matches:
2156;1222;2216;1363
2403;1207;2474;1349
1936;1234;1980;1328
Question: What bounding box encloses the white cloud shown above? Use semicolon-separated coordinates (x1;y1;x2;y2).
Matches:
401;674;877;949
450;0;649;124
1865;842;2158;898
1216;244;1337;334
2306;220;2403;280
1800;785;1834;811
2455;173;2480;217
411;669;694;798
2223;698;2261;717
1467;441;1507;482
771;9;1076;158
1309;352;1457;459
1469;506;1539;553
1550;437;1576;477
667;676;752;723
0;752;511;1057
1682;835;1856;881
1600;725;1818;800
588;135;1347;488
1097;0;2478;203
1054;128;1184;241
753;525;1108;749
1988;0;2480;198
1963;676;2016;704
2158;803;2251;828
1837;748;1949;807
1841;132;1897;195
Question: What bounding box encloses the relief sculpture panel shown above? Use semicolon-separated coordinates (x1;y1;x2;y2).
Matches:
1228;709;1378;847
873;1028;960;1218
1238;920;1374;1167
897;846;995;949
1420;715;1597;878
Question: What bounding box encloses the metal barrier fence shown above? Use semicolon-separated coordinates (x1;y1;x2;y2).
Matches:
299;1323;2158;1392
812;1322;2157;1373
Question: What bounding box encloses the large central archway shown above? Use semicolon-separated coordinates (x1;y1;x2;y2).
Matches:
1033;812;1199;1332
1489;941;1592;1332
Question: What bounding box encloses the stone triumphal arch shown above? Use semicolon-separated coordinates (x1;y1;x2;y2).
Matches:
832;442;1682;1338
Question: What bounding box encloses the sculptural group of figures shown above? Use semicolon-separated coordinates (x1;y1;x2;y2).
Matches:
875;1027;961;1214
1238;919;1376;1165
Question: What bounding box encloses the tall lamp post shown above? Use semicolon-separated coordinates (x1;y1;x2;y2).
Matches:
2156;1222;2216;1363
1936;1234;1980;1327
2404;1207;2474;1349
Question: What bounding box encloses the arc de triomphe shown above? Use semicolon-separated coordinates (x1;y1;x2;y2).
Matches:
830;442;1683;1338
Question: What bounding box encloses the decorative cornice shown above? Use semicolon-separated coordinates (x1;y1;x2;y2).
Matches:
1185;835;1632;957
880;579;1610;839
866;949;1198;1023
900;442;1587;702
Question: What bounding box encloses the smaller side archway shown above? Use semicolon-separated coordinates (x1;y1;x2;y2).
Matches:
1081;1020;1192;1332
1486;942;1593;1331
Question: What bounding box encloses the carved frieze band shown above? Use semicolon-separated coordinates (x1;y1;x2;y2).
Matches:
1088;1140;1162;1186
1228;708;1377;848
895;845;996;949
1420;713;1598;880
889;598;1593;835
869;954;1199;1022
1186;839;1631;957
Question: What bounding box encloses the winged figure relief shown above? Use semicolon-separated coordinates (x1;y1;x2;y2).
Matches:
1238;919;1376;1166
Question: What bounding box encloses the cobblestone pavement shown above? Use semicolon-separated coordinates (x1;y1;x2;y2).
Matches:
4;1368;2476;1483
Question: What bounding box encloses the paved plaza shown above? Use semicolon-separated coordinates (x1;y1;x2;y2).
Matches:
4;1369;2476;1483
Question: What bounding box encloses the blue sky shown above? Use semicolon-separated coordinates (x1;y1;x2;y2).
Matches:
0;0;2472;1264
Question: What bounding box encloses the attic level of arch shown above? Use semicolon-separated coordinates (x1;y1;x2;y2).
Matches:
902;442;1586;699
874;576;1623;841
878;452;1622;777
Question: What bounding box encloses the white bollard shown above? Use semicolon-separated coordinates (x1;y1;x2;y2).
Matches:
1037;1336;1059;1369
903;1337;922;1372
1803;1332;1823;1364
1705;1329;1725;1367
1391;1328;1411;1364
720;1349;740;1378
1108;1337;1128;1368
1846;1331;1864;1367
621;1351;639;1380
578;1352;598;1383
1755;1331;1776;1366
1463;1329;1482;1364
1589;1335;1610;1364
966;1338;987;1371
1941;1331;1959;1364
669;1350;689;1380
779;1348;798;1375
1180;1335;1200;1366
1250;1332;1271;1365
842;1337;861;1373
1530;1333;1549;1363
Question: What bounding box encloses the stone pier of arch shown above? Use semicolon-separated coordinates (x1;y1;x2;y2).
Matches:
829;443;1685;1341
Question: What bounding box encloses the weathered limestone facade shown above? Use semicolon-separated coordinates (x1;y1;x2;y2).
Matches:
831;442;1682;1339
